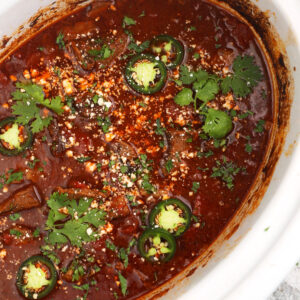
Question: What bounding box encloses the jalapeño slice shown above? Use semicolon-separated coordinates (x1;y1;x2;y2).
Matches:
150;35;184;69
138;228;176;262
0;117;33;156
149;198;191;237
125;53;167;95
16;255;57;299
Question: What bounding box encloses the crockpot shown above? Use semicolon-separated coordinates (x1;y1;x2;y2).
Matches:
0;1;299;299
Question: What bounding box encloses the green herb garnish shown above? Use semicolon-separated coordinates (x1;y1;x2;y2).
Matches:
12;82;63;133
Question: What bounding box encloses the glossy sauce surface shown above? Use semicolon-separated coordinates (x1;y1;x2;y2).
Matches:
0;0;273;299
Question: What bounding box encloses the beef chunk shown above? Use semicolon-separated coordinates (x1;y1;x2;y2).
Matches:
0;185;41;215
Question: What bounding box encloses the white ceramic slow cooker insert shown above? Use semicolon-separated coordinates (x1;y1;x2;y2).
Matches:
0;1;299;299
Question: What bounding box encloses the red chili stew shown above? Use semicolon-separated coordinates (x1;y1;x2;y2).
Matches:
0;0;274;299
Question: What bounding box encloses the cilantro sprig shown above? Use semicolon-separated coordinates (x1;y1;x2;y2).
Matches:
12;82;64;133
45;192;106;247
221;55;263;98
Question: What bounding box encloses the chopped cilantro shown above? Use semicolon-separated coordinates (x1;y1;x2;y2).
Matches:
155;119;165;136
28;158;40;169
96;163;102;172
238;110;254;120
88;44;113;60
191;215;199;223
122;16;136;28
165;159;174;173
139;11;145;17
56;32;65;49
73;283;89;291
128;40;150;54
245;136;253;153
255;120;265;133
193;52;200;59
106;240;117;252
33;228;40;238
213;138;227;148
197;150;213;158
191;182;200;193
118;272;127;296
230;110;237;117
76;156;91;163
10;229;22;237
141;174;155;194
109;160;116;168
118;248;128;268
9;213;20;221
211;157;242;189
40;245;60;265
120;165;128;174
245;142;252;153
97;116;111;134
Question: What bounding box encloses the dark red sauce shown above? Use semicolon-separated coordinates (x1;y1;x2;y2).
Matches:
0;0;273;299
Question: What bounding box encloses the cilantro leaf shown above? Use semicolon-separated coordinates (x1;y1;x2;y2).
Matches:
12;99;40;125
30;116;52;133
202;109;233;139
194;78;219;103
220;76;232;95
81;209;106;227
174;88;193;106
56;220;92;247
47;231;68;244
179;65;197;85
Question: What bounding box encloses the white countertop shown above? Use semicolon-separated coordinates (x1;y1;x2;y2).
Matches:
269;260;300;300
